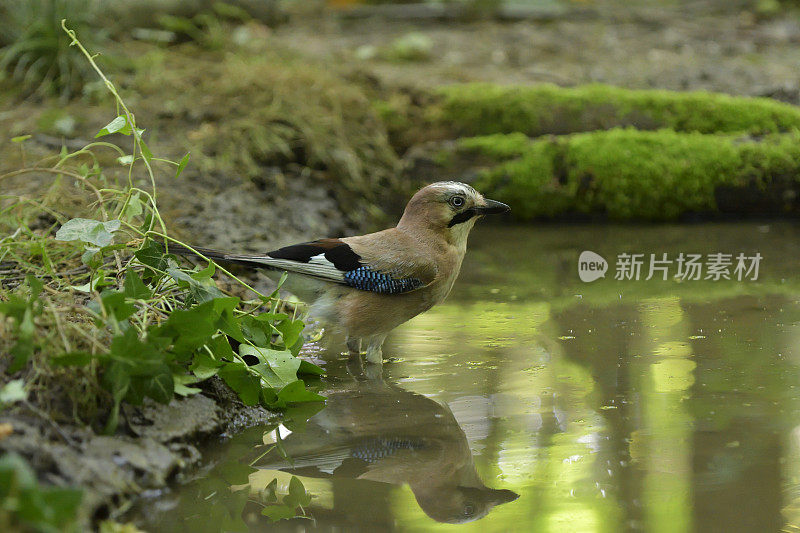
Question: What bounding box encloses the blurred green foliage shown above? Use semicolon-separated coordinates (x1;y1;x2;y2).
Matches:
155;2;252;50
0;453;82;532
0;0;104;100
384;32;434;62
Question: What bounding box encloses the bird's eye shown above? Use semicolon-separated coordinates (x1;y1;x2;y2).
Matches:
463;504;475;516
449;196;465;208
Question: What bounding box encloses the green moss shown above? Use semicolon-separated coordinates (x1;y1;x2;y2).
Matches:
464;129;800;221
564;129;742;219
436;83;800;137
456;132;532;159
471;138;566;219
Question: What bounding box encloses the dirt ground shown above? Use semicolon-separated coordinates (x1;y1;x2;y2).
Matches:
278;1;800;103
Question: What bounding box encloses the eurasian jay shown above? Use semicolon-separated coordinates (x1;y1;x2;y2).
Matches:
170;181;509;364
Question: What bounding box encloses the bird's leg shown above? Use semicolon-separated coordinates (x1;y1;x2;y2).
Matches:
364;362;382;380
346;352;365;379
365;335;387;365
346;336;362;355
344;336;367;379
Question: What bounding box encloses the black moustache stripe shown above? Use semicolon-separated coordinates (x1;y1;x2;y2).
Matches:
447;208;477;227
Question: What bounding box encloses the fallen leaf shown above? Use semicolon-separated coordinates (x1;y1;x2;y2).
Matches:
0;423;14;440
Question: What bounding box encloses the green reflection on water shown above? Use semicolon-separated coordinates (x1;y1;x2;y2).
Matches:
128;223;800;532
638;298;693;533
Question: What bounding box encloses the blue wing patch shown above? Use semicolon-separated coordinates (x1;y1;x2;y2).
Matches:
343;266;424;294
351;438;427;463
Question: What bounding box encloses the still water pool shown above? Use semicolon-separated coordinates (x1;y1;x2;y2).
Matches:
130;223;800;532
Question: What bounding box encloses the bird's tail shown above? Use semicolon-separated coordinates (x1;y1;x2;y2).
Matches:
163;242;279;271
163;242;231;263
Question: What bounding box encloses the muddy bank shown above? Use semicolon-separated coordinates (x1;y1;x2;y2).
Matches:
0;376;277;524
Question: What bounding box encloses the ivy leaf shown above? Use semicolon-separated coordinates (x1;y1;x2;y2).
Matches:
173;374;202;396
218;460;257;485
262;478;278;504
81;246;101;266
240;315;272;347
283;476;311;508
51;352;93;367
95;115;129;138
140;139;153;163
123;270;152;300
206;334;236;359
250;364;286;390
298;360;325;376
209;297;243;342
134;239;171;281
175;152;190;179
122;191;144;220
100;290;136;321
145;365;174;403
70;271;113;293
261;505;298;522
239;345;300;386
276;319;305;349
103;361;131;404
275;380;325;408
102;359;131;434
0;380;27;406
56;218;121;247
109;328;170;377
157;300;219;357
192;262;215;281
218;363;260;406
167;267;225;303
190;350;224;380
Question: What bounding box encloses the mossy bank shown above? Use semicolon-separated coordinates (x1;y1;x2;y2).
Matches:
397;84;800;221
445;129;800;221
435;83;800;137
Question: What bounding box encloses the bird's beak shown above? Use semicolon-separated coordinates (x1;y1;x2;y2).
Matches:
491;489;520;504
477;199;511;215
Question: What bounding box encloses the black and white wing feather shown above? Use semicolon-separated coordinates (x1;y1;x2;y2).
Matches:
169;239;433;295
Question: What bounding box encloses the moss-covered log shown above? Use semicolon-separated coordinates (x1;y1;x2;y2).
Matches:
435;83;800;137
454;129;800;220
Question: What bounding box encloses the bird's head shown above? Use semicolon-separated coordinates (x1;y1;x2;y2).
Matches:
397;182;510;247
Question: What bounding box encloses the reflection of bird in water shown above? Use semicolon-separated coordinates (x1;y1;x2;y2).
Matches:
254;369;518;524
